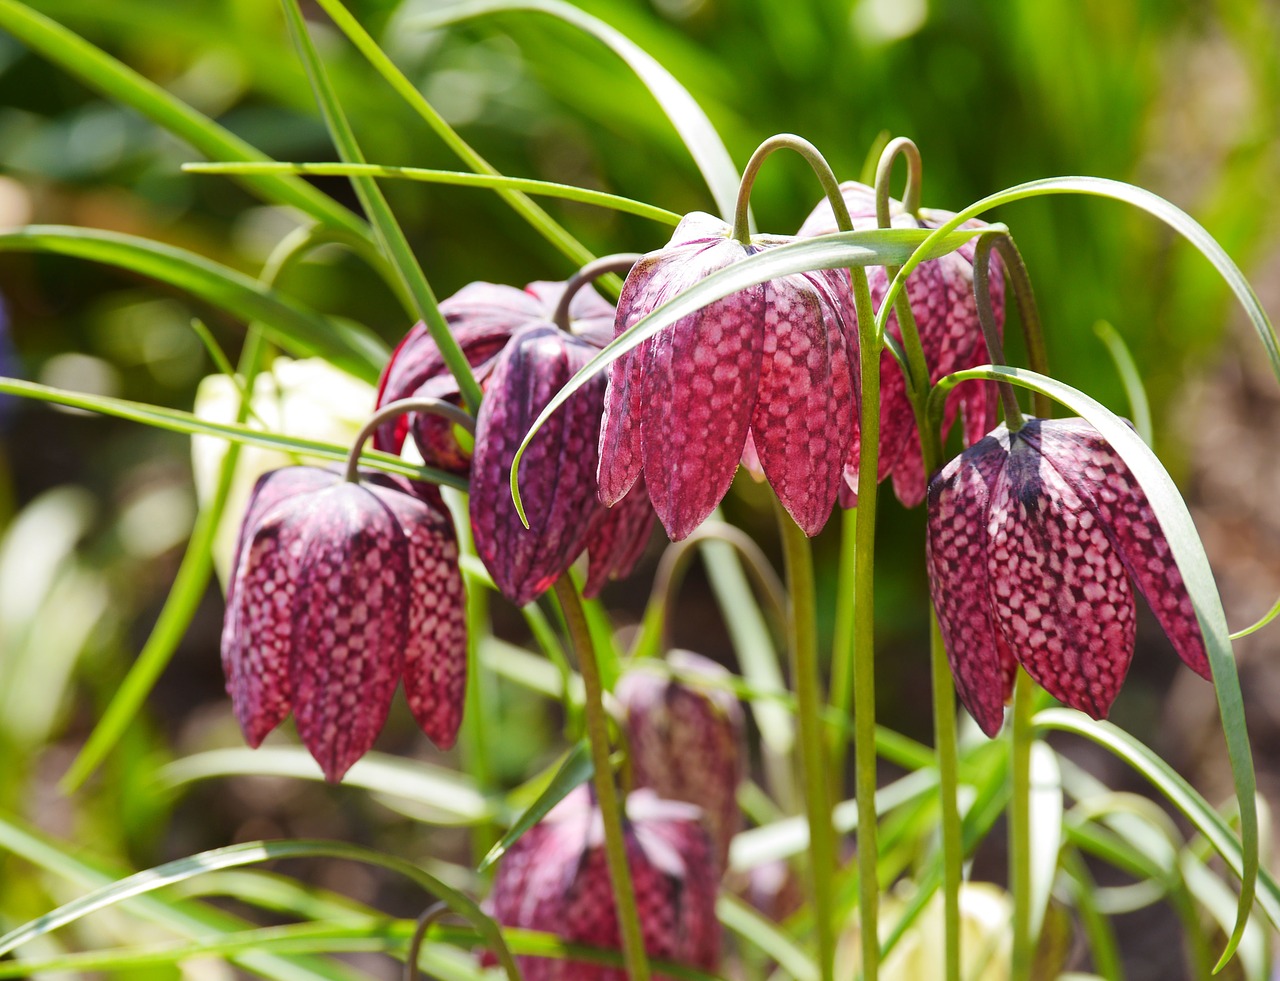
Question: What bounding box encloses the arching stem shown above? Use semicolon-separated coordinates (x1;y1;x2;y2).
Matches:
973;234;1027;431
344;398;475;483
404;902;450;981
552;254;643;333
731;134;853;244
874;136;923;223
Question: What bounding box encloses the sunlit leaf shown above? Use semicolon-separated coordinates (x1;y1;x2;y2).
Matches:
479;741;591;871
1092;320;1153;445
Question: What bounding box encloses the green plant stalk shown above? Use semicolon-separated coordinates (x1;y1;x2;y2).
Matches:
279;0;484;412
927;614;964;981
1010;669;1035;980
775;505;836;981
849;262;881;981
551;578;651;981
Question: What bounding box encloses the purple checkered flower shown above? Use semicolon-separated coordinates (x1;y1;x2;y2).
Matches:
489;786;721;980
221;466;466;781
598;212;856;541
926;417;1211;736
800;181;1004;508
616;651;745;874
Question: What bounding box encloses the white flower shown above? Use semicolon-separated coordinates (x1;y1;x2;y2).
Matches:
191;357;376;587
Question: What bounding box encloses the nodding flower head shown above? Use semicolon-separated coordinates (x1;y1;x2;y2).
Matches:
221;466;466;781
467;279;655;606
800;181;1004;509
489;786;722;980
926;417;1210;736
598;212;857;541
616;650;745;874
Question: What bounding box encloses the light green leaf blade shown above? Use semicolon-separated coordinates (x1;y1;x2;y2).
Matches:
1092;320;1154;445
411;0;741;222
479;741;592;871
0;0;366;238
716;894;817;981
938;365;1257;969
0;226;386;381
1028;742;1063;943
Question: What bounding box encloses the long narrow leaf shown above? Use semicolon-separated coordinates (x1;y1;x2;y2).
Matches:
1091;320;1154;445
935;365;1256;968
410;0;741;222
0;1;366;239
280;0;482;410
1028;743;1063;944
508;225;989;521
0;226;386;381
479;741;592;871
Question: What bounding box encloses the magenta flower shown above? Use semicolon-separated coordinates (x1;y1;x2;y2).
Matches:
467;292;656;605
616;651;745;873
489;787;721;980
800;182;1004;508
926;418;1211;736
598;212;856;541
374;280;615;471
221;466;466;781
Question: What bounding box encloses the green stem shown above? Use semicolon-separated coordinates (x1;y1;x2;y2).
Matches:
873;137;923;222
775;504;836;981
973;235;1026;430
928;613;964;981
849;263;881;981
1010;668;1035;981
990;233;1052;419
551;578;650;981
828;506;857;781
731;134;852;245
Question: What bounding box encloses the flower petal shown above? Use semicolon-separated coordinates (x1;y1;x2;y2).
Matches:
926;435;1014;736
368;482;468;749
1025;418;1211;680
750;269;855;536
989;431;1137;719
471;326;604;605
289;484;408;781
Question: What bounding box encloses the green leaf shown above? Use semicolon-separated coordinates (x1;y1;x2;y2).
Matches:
279;0;483;411
1028;742;1064;944
0;839;519;978
411;0;741;222
184;162;682;225
716;894;818;981
508;225;989;522
479;741;592;872
0;377;468;491
0;225;386;382
937;365;1257;968
159;747;497;826
1091;320;1154;445
0;1;367;239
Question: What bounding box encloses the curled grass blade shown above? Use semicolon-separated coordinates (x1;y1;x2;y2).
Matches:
478;740;592;871
0;377;468;491
0;225;386;382
0;839;519;978
410;0;741;222
508;225;988;523
1091;320;1154;445
280;0;482;410
184;163;681;225
933;365;1256;969
0;1;366;239
159;747;496;826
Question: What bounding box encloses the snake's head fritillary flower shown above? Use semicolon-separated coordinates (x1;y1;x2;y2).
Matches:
616;650;745;874
221;465;466;781
598;212;856;541
489;786;721;980
800;181;1004;509
374;281;615;472
926;417;1210;736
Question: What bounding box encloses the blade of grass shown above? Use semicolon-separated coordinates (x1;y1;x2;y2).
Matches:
279;0;481;410
478;740;591;871
1092;320;1154;445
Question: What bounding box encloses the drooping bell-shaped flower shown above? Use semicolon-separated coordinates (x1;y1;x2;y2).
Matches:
598;212;856;541
489;786;722;980
221;466;466;780
926;417;1210;736
616;651;745;874
467;279;655;606
374;281;616;472
800;182;1004;508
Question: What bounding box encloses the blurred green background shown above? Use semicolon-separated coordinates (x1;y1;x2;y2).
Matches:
0;0;1278;977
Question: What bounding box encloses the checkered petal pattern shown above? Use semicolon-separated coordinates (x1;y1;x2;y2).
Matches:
926;418;1210;735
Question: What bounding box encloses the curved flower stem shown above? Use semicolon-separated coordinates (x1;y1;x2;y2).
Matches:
552;578;651;981
343;398;476;483
973;234;1026;431
731;134;852;245
551;253;643;333
874;137;923;223
987;233;1053;418
404;902;449;981
775;503;836;981
848;264;882;981
1010;668;1036;981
